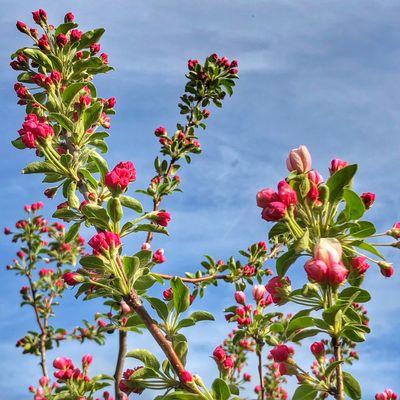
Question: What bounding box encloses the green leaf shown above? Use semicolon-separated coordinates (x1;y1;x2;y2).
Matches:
340;286;371;303
342;189;365;220
146;297;168;320
90;151;109;181
24;48;53;70
211;378;231;400
323;360;343;378
134;250;153;268
268;222;289;239
67;181;80;209
342;327;366;342
290;328;321;342
355;242;384;259
81;204;110;229
107;197;123;223
188;311;215;322
120;195;143;213
292;384;317;400
11;137;26;149
55;22;78;35
52;208;79;221
123;256;140;285
126;349;160;370
287;316;315;334
326;164;358;203
62;82;88;106
80;255;105;269
133;224;168;235
23;162;60;174
77;28;105;50
349;221;376;238
49;113;74;132
276;249;300;276
294;229;310;253
82;102;103;132
65;222;81;243
171;277;190;314
343;372;362;400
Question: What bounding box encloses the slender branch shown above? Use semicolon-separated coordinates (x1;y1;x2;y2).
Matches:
155;273;229;284
153;244;283;284
114;330;128;400
257;347;265;400
124;290;188;381
27;272;48;377
332;337;344;400
145;160;175;244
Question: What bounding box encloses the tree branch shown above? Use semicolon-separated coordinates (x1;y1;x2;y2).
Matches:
114;330;128;400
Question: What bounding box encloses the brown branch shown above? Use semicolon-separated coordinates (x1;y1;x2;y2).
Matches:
257;348;265;400
114;330;128;400
332;337;344;400
124;290;187;378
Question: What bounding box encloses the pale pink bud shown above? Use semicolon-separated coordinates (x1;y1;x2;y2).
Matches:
286;145;312;173
252;285;266;303
314;238;342;267
234;291;246;305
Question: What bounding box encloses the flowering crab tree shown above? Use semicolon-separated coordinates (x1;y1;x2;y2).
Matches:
7;8;399;400
4;202;106;379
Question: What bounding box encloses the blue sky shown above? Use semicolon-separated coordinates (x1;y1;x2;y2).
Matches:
0;1;399;399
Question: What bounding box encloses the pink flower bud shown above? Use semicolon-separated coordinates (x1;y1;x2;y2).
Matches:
378;261;395;277
252;285;266;303
327;263;348;285
261;201;287;222
308;170;324;185
16;21;28;33
223;356;234;369
163;288;173;300
243;373;251;381
64;12;75;22
154;211;171;227
105;161;136;192
70;29;83;42
265;276;291;304
141;242;151;250
120;300;131;315
256;188;279;208
329;159;348;175
62;272;81;286
314;238;343;267
286;145;312;173
39;376;50;387
270;345;292;363
180;370;193;383
304;259;328;283
361;192;375;209
153;248;166;264
56;34;69;47
82;354;93;368
351;256;370;275
88;231;121;255
234;291;246;305
277;180;297;207
213;346;226;362
310;341;325;357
